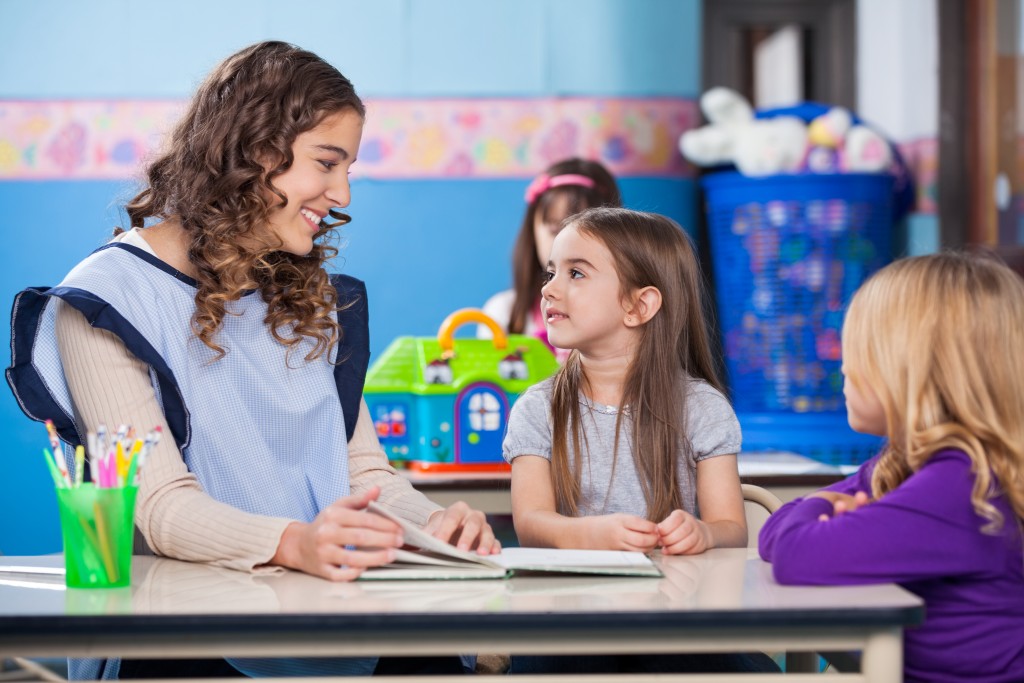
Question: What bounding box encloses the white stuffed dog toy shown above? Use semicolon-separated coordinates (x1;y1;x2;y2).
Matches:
680;87;807;176
680;87;893;177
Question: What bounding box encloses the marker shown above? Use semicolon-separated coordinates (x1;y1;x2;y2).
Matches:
74;445;85;487
42;448;66;489
43;420;70;486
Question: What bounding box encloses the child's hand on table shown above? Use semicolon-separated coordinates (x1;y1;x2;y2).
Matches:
585;513;659;552
657;509;714;555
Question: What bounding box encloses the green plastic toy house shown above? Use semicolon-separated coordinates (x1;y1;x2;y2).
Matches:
364;309;558;472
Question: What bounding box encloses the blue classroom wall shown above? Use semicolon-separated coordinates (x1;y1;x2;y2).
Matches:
0;0;701;99
0;175;697;554
0;0;701;553
0;0;702;554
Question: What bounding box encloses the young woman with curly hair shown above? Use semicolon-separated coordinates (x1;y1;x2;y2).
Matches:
7;41;496;679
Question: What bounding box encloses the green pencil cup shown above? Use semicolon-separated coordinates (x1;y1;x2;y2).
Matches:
56;484;138;588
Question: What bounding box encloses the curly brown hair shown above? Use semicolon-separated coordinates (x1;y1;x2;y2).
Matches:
125;41;365;361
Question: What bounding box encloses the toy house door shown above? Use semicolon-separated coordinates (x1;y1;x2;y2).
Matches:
454;383;509;464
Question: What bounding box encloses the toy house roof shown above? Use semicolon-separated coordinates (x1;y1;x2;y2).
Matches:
364;335;558;396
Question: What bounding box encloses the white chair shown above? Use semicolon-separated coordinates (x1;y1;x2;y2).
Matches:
741;483;783;547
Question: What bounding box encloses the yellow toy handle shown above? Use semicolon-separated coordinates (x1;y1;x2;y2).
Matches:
437;308;507;354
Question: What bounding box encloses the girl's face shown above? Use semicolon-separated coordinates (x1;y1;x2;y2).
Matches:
264;109;363;256
841;364;887;436
541;224;633;355
532;192;573;266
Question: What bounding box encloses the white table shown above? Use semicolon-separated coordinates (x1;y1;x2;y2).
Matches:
0;549;921;682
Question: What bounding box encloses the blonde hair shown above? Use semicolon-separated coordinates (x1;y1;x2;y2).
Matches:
842;252;1024;532
549;208;724;521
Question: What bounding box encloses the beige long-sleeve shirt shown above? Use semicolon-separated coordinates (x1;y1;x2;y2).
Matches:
52;255;440;573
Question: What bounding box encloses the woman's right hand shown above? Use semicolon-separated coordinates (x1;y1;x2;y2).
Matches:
584;513;659;552
271;486;404;581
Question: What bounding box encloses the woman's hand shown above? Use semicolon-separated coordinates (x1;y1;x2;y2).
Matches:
657;509;714;555
583;513;659;552
809;490;873;521
424;501;501;555
272;486;404;581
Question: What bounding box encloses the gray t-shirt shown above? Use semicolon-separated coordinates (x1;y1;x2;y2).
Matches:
502;377;741;519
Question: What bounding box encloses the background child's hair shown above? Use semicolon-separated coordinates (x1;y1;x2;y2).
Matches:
549;208;724;521
842;251;1024;531
126;41;365;360
509;158;621;334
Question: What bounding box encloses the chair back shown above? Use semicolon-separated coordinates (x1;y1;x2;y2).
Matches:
741;483;783;548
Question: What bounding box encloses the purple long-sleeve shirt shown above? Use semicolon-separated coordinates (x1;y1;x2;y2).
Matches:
760;449;1024;683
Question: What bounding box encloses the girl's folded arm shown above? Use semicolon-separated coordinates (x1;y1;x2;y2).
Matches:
760;454;997;585
758;459;879;562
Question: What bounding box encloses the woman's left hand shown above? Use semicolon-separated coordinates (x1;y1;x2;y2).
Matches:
424;501;501;555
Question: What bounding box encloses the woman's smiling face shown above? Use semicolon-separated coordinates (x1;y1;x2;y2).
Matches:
264;109;363;256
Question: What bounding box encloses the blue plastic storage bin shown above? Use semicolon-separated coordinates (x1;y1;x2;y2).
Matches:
702;171;894;465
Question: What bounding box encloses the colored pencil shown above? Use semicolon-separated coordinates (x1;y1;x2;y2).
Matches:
92;501;118;583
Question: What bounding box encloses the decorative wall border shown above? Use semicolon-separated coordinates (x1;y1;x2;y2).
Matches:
0;98;698;180
0;97;940;215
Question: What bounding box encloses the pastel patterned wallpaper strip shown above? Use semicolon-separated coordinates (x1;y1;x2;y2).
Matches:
0;101;184;180
0;97;939;215
0;98;698;180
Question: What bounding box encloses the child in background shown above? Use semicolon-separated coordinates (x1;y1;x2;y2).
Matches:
760;253;1024;683
502;207;776;674
7;41;495;679
480;158;620;360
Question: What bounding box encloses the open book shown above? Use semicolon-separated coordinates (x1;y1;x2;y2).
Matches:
361;502;662;581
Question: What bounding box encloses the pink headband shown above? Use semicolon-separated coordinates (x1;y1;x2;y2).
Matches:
524;173;596;205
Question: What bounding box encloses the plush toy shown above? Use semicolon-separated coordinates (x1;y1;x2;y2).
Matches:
733;116;808;177
678;87;754;167
843;125;892;172
804;107;851;173
681;88;896;177
680;87;807;176
805;107;892;174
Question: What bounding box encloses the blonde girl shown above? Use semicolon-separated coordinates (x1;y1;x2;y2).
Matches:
760;252;1024;683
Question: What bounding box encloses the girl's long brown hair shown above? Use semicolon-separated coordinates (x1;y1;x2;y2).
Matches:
549;208;724;521
509;158;621;334
125;41;365;360
842;252;1024;532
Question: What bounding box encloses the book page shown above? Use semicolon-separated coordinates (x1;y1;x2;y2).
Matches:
359;564;509;581
365;503;661;578
366;501;502;569
495;547;656;568
493;548;660;576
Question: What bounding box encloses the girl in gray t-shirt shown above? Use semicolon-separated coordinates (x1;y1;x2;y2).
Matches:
502;207;748;556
